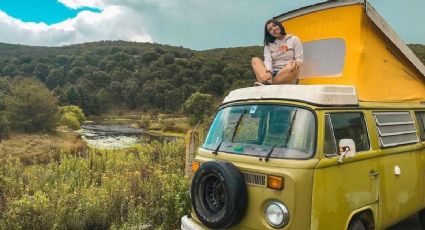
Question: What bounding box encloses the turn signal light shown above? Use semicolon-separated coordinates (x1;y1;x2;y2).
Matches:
191;161;200;172
268;175;284;190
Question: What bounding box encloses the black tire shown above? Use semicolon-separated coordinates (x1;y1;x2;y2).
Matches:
348;219;367;230
419;209;425;229
190;160;247;229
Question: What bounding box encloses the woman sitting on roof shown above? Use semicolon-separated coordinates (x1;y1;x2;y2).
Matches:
252;19;304;85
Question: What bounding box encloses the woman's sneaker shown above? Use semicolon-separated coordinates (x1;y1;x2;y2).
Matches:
254;81;264;86
254;81;271;86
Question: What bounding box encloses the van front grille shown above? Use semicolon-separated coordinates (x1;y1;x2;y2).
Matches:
241;172;266;187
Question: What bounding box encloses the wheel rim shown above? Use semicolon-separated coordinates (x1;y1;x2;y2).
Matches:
200;175;226;214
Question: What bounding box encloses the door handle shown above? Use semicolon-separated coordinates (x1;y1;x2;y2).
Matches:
369;170;379;178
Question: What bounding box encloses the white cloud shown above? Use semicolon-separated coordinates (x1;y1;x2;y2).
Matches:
57;0;103;9
0;5;152;47
0;0;328;49
0;0;296;49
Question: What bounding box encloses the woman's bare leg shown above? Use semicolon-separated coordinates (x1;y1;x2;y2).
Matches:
251;57;272;83
272;62;300;84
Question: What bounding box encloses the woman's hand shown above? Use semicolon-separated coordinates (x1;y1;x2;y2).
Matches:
263;71;273;83
288;61;301;72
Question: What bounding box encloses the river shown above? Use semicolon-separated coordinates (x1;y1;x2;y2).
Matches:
79;121;178;149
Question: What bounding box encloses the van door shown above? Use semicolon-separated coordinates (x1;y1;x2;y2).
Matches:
373;111;422;228
312;112;379;230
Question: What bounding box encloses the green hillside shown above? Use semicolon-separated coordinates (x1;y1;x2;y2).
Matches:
409;44;425;64
0;41;262;115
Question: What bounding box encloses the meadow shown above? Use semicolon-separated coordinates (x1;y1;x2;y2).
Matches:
0;139;190;230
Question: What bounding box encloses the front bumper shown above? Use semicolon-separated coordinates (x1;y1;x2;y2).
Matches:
181;215;204;230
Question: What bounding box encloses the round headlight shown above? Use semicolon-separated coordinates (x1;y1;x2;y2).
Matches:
264;202;289;228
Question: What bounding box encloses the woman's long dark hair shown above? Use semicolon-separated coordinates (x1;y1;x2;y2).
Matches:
264;19;286;45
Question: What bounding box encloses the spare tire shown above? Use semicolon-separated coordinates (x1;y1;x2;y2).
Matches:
191;160;247;229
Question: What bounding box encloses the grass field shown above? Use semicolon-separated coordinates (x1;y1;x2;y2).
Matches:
0;137;190;230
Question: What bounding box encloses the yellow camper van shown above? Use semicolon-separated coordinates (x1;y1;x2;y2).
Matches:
181;1;425;229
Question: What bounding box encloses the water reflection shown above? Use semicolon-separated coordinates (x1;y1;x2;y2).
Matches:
80;123;178;149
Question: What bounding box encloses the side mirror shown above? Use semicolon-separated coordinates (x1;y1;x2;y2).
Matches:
338;139;356;163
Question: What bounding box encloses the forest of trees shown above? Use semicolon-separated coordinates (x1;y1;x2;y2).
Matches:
0;41;263;116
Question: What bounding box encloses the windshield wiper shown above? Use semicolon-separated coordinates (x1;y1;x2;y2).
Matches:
264;110;297;161
212;139;223;155
265;145;275;162
212;110;246;155
284;110;298;148
230;110;246;142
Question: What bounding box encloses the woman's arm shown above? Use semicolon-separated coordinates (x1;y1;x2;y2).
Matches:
263;45;273;72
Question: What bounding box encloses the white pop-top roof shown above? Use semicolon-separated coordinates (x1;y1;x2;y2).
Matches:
222;85;358;106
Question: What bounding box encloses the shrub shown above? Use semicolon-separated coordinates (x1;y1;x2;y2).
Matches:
58;105;85;124
58;106;86;130
183;92;214;124
4;78;58;132
59;113;80;130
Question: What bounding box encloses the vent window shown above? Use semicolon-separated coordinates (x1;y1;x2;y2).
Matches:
373;112;419;147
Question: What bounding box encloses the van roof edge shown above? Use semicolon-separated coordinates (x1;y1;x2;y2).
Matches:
273;0;363;22
223;85;359;106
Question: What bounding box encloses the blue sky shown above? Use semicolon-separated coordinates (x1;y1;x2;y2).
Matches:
0;0;424;50
0;0;100;24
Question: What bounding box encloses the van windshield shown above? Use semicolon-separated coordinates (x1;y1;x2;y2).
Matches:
203;104;316;160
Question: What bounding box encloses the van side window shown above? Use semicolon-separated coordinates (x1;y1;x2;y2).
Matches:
324;114;337;155
299;38;346;78
414;112;425;141
373;112;419;147
325;113;370;153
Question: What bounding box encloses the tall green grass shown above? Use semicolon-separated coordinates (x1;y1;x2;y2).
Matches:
0;140;190;230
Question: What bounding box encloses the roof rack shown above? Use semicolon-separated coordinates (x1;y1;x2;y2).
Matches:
223;85;358;106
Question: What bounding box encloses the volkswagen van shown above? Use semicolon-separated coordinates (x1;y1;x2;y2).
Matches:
181;0;425;229
181;85;425;230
